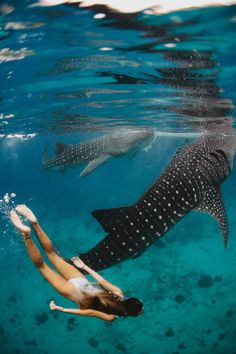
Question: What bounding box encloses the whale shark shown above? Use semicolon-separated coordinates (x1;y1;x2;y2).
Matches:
43;129;155;177
73;132;235;270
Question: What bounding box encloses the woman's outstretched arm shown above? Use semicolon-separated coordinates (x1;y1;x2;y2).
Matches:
71;257;123;295
49;301;117;321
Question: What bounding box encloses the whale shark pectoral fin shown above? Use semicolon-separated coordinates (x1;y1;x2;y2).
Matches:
194;186;228;247
79;154;111;177
55;142;71;156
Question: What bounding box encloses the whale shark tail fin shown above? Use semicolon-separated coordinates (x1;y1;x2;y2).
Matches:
92;205;133;234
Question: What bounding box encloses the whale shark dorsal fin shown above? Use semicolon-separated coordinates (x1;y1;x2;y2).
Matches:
92;206;132;233
55;142;71;156
79;154;111;177
194;186;228;247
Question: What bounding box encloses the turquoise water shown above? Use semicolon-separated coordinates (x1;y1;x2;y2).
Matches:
1;1;236;353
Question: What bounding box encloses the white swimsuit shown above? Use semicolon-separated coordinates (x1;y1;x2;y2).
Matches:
68;277;102;303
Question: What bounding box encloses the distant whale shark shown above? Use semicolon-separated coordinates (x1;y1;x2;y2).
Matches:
74;132;235;270
43;129;155;177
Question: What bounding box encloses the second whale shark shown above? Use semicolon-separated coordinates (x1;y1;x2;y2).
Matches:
43;128;155;177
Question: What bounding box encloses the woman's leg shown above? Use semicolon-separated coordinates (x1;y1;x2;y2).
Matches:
15;205;84;280
10;211;76;299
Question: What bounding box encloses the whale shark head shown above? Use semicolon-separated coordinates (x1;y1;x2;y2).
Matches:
109;128;155;155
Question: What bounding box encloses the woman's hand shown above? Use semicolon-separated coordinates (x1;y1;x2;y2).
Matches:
49;300;57;310
49;300;64;312
71;257;86;269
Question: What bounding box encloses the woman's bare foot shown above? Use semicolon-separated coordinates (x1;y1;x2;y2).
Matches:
10;210;31;237
15;204;37;224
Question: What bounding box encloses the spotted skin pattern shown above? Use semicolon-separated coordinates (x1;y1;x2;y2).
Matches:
78;133;236;270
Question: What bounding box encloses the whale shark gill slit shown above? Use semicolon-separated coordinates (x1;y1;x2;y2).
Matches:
215;149;231;174
207;152;226;180
199;157;222;184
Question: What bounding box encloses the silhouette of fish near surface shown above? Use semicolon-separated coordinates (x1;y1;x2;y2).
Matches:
76;132;236;270
43;128;154;177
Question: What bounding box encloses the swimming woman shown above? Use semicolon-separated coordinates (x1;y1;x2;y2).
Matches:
10;205;143;321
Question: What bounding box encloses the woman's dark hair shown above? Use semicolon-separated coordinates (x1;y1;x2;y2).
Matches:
122;297;144;316
80;291;143;317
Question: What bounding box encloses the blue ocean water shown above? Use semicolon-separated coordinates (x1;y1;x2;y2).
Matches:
1;1;236;354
